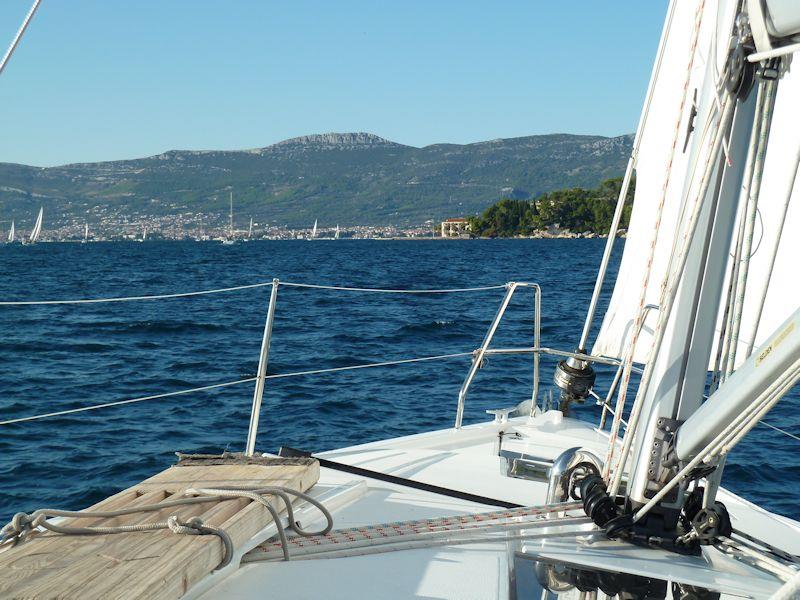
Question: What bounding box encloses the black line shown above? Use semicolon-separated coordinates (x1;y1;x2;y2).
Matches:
279;446;522;509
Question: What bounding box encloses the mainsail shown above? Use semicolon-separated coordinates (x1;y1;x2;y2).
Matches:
8;220;15;243
334;224;340;240
248;217;253;239
311;219;317;239
28;207;42;243
592;0;800;369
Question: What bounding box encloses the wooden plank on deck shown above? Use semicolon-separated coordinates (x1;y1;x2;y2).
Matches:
0;456;319;599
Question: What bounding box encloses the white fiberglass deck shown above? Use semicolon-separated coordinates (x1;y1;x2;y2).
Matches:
193;411;800;599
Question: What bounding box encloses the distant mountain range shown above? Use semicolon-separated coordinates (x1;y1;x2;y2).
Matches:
0;132;632;227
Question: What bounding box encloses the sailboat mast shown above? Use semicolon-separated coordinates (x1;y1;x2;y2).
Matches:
229;192;233;237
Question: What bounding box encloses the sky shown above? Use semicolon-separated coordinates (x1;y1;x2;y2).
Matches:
0;1;667;167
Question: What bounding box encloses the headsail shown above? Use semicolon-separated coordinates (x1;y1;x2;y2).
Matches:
590;0;799;368
28;207;43;243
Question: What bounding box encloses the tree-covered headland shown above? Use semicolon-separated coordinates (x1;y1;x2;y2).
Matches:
467;177;634;238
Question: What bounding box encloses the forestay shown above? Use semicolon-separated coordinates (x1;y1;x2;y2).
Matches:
592;0;800;367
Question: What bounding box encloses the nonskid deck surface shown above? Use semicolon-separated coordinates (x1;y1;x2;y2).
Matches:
198;412;800;599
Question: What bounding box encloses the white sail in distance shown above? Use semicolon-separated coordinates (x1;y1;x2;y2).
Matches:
229;192;234;238
311;219;317;238
84;223;89;242
8;220;15;242
28;207;43;243
248;217;253;239
334;224;340;240
591;0;799;368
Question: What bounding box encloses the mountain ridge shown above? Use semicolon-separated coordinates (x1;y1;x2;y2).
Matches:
0;131;633;227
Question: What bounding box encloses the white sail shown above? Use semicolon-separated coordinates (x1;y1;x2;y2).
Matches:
311;219;317;238
28;207;43;243
142;226;147;241
8;220;15;243
248;217;253;239
84;223;89;242
334;224;340;240
592;0;746;364
229;192;234;238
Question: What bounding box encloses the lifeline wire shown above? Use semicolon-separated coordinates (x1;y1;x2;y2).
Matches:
278;282;507;294
0;352;474;426
0;281;506;305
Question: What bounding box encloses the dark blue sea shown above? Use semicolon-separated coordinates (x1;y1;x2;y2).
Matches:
1;240;797;521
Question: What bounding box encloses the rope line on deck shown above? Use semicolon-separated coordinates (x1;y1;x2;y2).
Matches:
0;352;475;426
0;485;333;566
0;281;507;305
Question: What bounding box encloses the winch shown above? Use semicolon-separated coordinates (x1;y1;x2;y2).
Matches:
553;353;596;409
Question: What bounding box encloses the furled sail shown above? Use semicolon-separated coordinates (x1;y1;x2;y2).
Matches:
592;0;798;368
29;207;43;243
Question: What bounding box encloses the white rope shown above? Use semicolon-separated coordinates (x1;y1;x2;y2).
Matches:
0;281;507;306
279;282;507;294
0;352;475;426
262;352;474;380
1;484;333;566
0;378;257;426
0;281;276;305
760;420;800;443
0;0;41;78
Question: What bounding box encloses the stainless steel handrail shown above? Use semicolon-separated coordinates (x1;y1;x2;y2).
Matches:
244;279;546;449
245;278;280;456
454;282;541;429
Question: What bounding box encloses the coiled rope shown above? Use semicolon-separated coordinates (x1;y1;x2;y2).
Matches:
0;485;333;566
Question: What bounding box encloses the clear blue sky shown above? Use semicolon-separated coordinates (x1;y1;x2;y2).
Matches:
0;1;666;167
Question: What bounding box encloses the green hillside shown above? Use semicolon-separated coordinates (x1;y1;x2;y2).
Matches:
0;132;632;227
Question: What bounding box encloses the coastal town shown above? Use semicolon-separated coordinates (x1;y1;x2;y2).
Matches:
2;210;616;242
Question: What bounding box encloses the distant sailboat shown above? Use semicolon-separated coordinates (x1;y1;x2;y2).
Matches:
141;226;147;242
8;220;16;243
83;223;89;243
334;224;340;240
28;207;43;244
310;219;318;240
248;217;253;241
222;192;236;245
